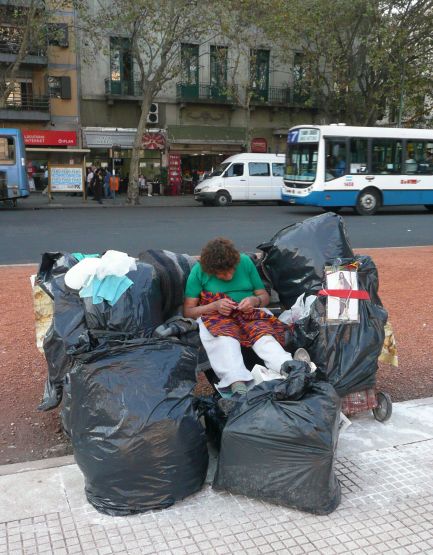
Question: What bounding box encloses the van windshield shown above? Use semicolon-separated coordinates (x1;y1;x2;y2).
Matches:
210;162;230;177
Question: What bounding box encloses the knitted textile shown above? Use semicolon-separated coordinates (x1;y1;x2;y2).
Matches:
199;291;288;349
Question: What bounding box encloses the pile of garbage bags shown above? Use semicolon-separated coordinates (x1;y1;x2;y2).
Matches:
66;339;208;516
213;364;342;515
35;213;388;517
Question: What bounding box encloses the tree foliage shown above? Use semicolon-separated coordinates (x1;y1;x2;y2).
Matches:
76;0;218;204
267;0;433;126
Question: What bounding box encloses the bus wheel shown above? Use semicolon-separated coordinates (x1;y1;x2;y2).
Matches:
425;205;433;212
214;191;231;207
355;189;380;215
322;206;341;214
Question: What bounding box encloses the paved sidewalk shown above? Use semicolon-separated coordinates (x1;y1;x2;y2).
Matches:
12;192;198;210
1;398;433;555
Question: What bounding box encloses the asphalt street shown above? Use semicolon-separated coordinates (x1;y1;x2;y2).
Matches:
0;203;432;264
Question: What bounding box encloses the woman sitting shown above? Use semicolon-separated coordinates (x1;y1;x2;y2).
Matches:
183;237;295;396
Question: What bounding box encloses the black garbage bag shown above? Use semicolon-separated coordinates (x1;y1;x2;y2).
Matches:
138;249;196;319
66;338;208;516
213;374;341;515
292;256;387;396
196;394;228;450
258;213;354;308
36;253;90;411
82;260;163;341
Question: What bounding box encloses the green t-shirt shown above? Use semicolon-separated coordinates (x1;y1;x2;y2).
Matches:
185;253;265;303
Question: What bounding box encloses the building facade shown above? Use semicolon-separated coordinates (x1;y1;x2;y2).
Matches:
0;3;85;190
79;25;321;190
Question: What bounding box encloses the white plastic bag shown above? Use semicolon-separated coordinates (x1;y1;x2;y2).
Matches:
278;293;317;324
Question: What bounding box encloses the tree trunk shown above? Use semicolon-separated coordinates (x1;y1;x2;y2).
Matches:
127;90;153;205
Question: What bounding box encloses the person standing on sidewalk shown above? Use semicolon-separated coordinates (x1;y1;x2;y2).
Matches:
104;170;113;199
92;168;104;204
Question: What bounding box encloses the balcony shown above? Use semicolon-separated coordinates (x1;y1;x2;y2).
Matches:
105;79;142;100
0;94;50;121
0;40;47;66
250;86;316;108
176;83;239;105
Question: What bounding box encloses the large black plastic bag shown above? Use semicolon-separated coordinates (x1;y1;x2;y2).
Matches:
82;260;163;340
67;338;208;516
292;256;388;396
213;371;341;515
36;253;90;411
258;213;354;308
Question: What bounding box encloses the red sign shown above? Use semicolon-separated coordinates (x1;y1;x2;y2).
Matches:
23;129;77;147
251;137;267;153
168;153;182;195
142;132;165;150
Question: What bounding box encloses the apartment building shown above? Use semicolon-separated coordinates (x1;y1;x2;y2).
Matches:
0;3;84;189
80;31;321;187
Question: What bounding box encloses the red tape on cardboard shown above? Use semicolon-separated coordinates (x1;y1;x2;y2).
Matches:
318;289;370;300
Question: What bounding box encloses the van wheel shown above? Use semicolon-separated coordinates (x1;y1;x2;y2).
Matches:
355;189;380;215
214;191;230;207
425;205;433;212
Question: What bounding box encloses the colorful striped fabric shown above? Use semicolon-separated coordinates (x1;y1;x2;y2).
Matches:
199;291;288;348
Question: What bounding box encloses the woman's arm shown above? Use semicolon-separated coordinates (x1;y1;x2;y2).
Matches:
183;296;237;319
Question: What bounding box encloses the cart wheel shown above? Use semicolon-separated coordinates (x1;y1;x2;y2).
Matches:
372;391;392;422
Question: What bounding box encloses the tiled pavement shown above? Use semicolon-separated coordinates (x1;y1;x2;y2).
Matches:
1;399;433;555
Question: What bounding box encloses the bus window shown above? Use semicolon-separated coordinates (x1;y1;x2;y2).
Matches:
372;139;402;174
406;141;433;175
325;139;347;180
0;137;15;165
349;138;368;174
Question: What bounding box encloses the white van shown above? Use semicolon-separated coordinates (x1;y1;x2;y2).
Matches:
194;153;285;206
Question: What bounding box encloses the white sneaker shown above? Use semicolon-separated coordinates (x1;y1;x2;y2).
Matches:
294;348;316;372
148;194;152;197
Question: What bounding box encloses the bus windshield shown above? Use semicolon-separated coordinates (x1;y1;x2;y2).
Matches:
285;142;318;183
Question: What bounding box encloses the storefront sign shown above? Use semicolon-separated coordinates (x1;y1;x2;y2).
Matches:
168;153;182;194
251;137;267;153
83;128;136;149
23;130;77;147
142;132;165;150
49;165;83;193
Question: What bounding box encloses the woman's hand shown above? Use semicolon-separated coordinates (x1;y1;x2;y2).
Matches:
215;298;237;316
237;296;258;314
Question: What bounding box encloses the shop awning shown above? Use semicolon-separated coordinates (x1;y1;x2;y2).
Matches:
26;148;91;153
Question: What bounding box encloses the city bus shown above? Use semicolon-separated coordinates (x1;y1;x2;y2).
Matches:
281;124;433;215
0;128;29;206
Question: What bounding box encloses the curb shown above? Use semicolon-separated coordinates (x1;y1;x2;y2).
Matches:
0;455;75;477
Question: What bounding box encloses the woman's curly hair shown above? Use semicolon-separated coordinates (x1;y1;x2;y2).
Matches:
200;237;240;275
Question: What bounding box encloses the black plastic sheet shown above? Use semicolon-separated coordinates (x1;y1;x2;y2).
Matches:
258;213;354;308
36;253;90;411
82;260;163;340
66;338;208;516
292;256;388;396
36;252;164;410
213;373;341;515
